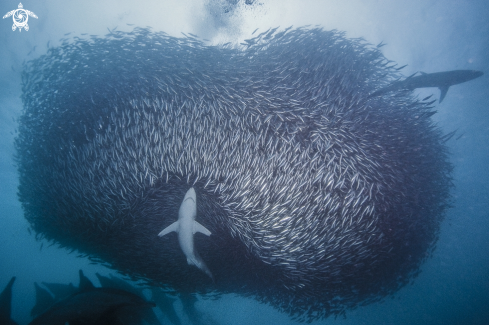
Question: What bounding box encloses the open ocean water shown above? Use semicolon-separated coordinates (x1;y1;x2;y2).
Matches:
0;1;488;324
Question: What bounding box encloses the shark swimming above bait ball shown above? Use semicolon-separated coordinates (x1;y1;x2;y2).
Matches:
370;69;483;102
15;26;483;322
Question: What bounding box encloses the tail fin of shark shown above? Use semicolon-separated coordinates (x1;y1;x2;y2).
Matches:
186;254;214;282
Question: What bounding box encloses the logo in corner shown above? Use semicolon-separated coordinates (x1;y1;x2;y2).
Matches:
3;3;37;32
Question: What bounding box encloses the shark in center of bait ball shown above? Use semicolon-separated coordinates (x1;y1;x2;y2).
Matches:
158;188;213;281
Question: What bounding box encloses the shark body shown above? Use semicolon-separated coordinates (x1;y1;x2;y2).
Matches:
371;69;483;102
158;187;213;281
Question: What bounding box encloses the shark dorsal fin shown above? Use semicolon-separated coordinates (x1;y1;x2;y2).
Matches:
0;277;15;321
405;71;418;79
439;86;450;103
95;273;114;289
78;270;95;291
31;282;55;317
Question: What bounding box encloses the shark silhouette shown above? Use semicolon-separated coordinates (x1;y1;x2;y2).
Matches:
371;69;483;102
29;270;157;325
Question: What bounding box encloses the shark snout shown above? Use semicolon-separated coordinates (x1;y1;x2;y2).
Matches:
474;70;484;78
183;187;196;203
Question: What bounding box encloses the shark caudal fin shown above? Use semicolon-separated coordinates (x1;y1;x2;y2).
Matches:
189;222;213;282
186;255;215;282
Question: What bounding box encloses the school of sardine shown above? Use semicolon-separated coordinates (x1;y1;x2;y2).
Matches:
15;27;452;321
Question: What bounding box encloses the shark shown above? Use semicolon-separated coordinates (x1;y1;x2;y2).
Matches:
158;187;214;281
29;270;157;325
370;69;483;103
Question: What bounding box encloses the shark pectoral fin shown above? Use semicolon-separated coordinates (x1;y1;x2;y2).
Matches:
158;221;179;237
439;85;449;103
193;221;211;236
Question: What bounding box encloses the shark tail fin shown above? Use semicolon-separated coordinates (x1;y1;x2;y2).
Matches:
439;86;449;103
158;221;179;237
187;256;214;283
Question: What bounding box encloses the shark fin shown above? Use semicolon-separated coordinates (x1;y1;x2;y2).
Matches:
0;277;15;322
158;221;179;237
405;71;419;79
193;221;211;236
31;282;55;317
78;270;95;291
186;246;215;282
150;288;181;325
439;86;449;103
186;256;214;281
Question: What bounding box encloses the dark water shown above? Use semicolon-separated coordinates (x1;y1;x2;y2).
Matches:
1;1;488;324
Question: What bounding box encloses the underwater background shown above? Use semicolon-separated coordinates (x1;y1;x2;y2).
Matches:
0;0;488;324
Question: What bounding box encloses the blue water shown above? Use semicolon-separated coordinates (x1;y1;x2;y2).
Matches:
1;1;488;324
